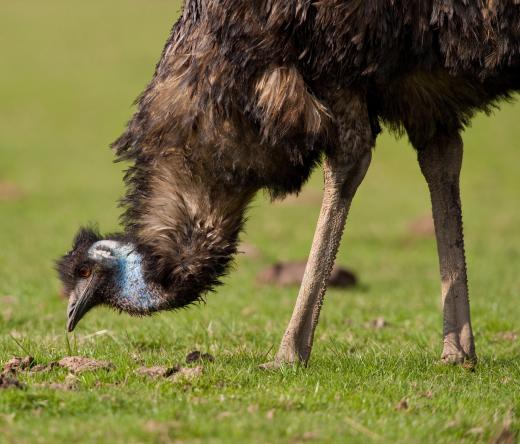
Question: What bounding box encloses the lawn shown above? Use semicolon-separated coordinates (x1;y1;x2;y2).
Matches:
1;1;519;443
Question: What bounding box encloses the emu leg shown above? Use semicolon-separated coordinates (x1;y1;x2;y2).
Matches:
261;150;372;369
417;133;477;365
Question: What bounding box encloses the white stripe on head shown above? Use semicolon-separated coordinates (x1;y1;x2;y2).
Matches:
88;240;124;266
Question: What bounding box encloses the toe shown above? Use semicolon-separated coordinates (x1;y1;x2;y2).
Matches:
258;361;282;371
441;350;466;365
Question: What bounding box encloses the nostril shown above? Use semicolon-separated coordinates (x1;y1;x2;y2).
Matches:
67;303;76;317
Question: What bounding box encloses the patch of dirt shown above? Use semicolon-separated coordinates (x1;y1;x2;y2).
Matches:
57;356;114;374
408;214;435;238
136;365;203;382
266;409;275;420
492;412;516;444
190;396;208;405
135;366;176;378
493;429;516;444
143;419;181;434
247;404;259;414
30;362;59;373
0;181;24;202
2;308;13;322
395;398;409;411
258;261;358;288
0;374;24;389
421;390;433;399
172;366;203;382
274;189;323;206
365;317;389;329
467;427;484;436
2;356;34;374
238;243;261;259
495;331;518;342
186;351;214;364
289;431;319;443
444;420;459;430
0;295;17;305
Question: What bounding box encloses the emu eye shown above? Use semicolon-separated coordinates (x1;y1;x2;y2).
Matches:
78;265;92;279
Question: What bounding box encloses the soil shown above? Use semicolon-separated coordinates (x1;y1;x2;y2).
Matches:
274;189;323;206
257;261;357;288
0;374;24;389
135;366;176;378
186;351;215;364
1;356;109;390
238;243;261;259
365;317;388;329
57;356;114;374
0;295;17;305
2;356;34;374
136;365;203;382
495;331;518;342
408;214;435;238
0;181;24;202
172;366;203;382
30;363;59;373
395;398;409;411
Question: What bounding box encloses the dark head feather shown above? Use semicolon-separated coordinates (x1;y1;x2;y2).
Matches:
56;226;102;296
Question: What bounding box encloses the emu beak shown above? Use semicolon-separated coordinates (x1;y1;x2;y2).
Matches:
66;272;99;332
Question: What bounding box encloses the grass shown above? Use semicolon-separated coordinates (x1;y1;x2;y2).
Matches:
1;1;519;443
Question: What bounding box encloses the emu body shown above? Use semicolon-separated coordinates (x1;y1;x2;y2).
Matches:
58;0;520;367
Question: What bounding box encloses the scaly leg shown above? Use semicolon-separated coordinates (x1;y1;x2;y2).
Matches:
417;132;477;365
262;92;373;368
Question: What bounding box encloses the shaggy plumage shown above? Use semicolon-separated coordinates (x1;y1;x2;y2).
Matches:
58;0;519;328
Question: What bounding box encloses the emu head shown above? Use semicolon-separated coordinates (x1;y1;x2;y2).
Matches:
56;228;129;332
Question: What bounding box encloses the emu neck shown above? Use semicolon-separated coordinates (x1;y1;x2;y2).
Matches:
112;245;168;314
122;155;256;309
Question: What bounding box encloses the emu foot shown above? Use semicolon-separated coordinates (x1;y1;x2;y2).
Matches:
441;343;477;370
258;360;285;371
259;344;308;370
259;358;306;371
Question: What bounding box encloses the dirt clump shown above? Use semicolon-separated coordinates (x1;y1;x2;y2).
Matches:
2;356;34;374
275;189;323;206
495;331;518;342
136;364;203;382
0;295;17;305
0;374;24;389
186;351;215;364
491;411;516;444
0;182;24;202
30;362;59;373
58;356;114;374
173;366;203;382
408;214;435;238
395;398;409;411
135;366;176;378
365;317;389;329
238;243;261;259
258;261;357;288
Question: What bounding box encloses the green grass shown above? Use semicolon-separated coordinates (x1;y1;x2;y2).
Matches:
1;1;519;443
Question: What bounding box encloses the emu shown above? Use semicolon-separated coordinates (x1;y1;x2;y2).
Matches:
57;0;519;368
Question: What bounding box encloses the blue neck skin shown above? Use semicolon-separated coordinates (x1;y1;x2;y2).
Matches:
117;245;164;312
107;244;166;313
